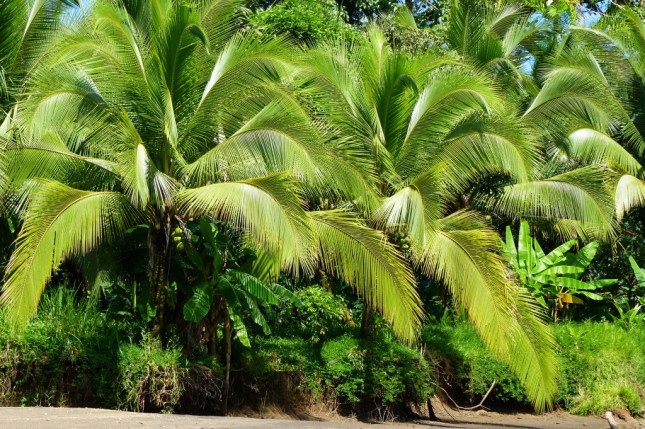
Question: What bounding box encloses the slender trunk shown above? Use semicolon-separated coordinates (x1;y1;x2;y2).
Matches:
207;297;223;357
223;311;232;415
360;304;374;342
359;303;375;420
149;211;173;343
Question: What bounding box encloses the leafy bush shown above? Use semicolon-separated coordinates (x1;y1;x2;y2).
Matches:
424;320;645;415
0;288;189;413
555;322;645;415
245;337;319;374
0;288;124;407
423;322;527;406
117;334;187;413
269;286;349;342
320;335;365;402
362;325;435;408
246;0;358;43
246;320;435;411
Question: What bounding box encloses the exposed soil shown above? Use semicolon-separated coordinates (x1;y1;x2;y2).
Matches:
0;406;629;429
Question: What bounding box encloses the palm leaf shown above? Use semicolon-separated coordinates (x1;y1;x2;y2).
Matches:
1;180;138;326
415;211;556;410
477;167;617;240
308;210;423;343
615;175;645;220
175;173;316;275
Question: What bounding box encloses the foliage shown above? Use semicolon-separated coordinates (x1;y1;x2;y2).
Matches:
0;0;423;345
175;217;302;351
4;0;645;420
246;321;435;411
555;322;645;415
423;322;528;406
246;0;358;43
117;335;187;413
0;288;124;407
424;320;645;415
505;221;617;322
303;23;563;410
610;302;644;331
629;256;645;300
360;321;435;409
268;285;348;342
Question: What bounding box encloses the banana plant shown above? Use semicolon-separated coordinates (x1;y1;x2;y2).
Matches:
177;217;301;349
505;221;616;322
174;216;302;414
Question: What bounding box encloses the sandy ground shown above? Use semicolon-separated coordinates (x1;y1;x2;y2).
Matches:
0;407;619;429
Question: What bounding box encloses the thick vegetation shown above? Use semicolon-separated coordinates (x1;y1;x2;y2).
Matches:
0;0;645;420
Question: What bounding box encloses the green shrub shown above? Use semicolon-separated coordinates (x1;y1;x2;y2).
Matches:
555;322;645;415
117;334;187;413
0;288;124;407
320;335;365;402
423;322;528;406
246;324;435;410
245;337;319;374
246;0;358;43
423;320;645;415
0;288;190;413
363;326;435;407
269;286;349;342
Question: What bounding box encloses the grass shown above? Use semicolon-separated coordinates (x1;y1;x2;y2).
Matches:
423;319;645;415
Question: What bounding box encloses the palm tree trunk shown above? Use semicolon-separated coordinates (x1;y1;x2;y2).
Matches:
149;212;173;342
359;304;374;420
223;311;232;415
361;304;374;342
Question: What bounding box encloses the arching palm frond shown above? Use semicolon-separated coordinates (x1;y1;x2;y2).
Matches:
415;211;556;412
2;180;138;325
309;210;423;343
176;173;316;276
426;113;537;194
478;167;617;240
566;128;644;177
615;175;645;220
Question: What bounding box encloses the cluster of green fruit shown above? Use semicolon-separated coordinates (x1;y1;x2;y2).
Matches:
392;230;411;251
172;227;185;252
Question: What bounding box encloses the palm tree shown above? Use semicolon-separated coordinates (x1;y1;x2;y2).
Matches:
0;0;86;276
1;0;422;343
1;0;79;127
297;19;620;409
559;8;645;218
432;0;621;241
469;3;645;227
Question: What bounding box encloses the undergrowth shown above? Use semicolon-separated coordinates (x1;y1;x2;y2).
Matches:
423;320;645;416
0;286;643;418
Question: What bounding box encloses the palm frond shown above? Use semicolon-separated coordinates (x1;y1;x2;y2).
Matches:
615;175;645;220
566;128;643;176
176;173;316;275
1;180;138;326
414;211;556;411
397;68;501;173
477;167;617;240
429;113;537;193
309;210;423;343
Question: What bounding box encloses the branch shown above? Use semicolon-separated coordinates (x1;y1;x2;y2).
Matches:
441;379;496;411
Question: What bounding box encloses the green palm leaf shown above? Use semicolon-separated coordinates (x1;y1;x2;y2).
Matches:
415;211;556;411
1;180;138;326
176;173;316;275
477;167;617;240
308;210;423;343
